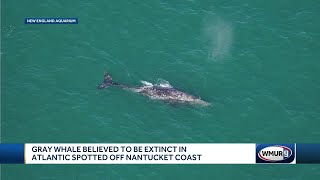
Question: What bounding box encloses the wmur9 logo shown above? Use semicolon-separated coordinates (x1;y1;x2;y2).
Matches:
256;144;295;163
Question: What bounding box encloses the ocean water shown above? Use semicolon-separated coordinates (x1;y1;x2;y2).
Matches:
1;0;320;179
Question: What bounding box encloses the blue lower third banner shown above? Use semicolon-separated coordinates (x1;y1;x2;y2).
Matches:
0;144;24;164
296;144;320;164
0;144;319;164
25;18;78;24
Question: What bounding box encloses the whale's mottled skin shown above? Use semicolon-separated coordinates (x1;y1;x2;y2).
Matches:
97;73;210;106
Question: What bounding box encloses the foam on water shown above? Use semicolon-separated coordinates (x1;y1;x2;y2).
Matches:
156;79;172;88
140;79;173;88
140;80;153;87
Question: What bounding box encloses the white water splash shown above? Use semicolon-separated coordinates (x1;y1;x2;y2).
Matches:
140;81;153;87
156;79;172;88
140;79;172;88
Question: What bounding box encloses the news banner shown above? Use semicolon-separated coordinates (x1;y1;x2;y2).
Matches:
0;143;319;164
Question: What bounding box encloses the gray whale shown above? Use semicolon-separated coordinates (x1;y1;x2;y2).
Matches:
98;72;210;106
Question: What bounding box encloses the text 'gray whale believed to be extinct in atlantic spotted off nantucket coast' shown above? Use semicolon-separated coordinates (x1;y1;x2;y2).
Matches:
97;72;210;106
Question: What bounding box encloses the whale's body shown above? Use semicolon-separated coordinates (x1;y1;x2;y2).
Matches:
128;81;210;106
98;74;210;106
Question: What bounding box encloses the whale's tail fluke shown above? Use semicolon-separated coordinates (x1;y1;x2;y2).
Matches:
97;72;119;89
